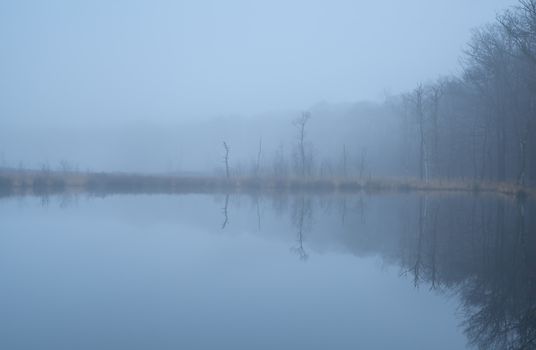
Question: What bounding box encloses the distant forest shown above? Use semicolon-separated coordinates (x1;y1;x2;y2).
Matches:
388;0;536;185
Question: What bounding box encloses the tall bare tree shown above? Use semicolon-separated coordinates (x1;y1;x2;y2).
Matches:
293;111;312;177
404;84;428;181
223;141;230;178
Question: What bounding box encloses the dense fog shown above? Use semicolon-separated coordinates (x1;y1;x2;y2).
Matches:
2;3;536;349
2;0;532;185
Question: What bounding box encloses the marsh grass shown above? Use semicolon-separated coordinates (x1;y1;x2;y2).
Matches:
0;169;533;198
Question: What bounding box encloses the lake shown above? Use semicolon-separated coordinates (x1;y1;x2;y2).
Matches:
0;192;534;350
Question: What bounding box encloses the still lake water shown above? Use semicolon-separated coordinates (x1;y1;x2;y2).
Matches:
0;193;534;350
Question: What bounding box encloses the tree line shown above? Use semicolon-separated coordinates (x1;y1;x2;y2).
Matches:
392;0;536;185
221;1;536;186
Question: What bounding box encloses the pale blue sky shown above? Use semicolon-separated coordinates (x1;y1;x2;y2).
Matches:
0;0;516;124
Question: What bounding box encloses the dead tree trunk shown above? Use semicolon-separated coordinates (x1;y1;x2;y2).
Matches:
223;141;230;178
293;111;311;177
413;85;427;181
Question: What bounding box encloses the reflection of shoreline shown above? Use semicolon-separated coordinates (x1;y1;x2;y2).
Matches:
241;193;536;350
3;189;535;349
228;193;536;349
0;169;534;199
389;196;535;350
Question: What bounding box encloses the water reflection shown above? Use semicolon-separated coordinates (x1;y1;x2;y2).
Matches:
392;196;533;350
396;196;536;350
290;196;312;261
216;193;535;350
221;194;230;229
1;192;534;349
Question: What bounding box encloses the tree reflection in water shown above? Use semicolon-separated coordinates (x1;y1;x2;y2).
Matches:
265;193;535;350
390;195;534;350
290;196;312;261
15;190;536;349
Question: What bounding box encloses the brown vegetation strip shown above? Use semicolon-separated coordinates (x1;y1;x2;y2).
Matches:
0;170;533;199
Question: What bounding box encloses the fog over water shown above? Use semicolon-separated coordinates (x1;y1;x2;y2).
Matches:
1;193;533;350
3;2;536;349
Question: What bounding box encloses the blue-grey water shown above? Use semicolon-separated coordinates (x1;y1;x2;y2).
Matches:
0;193;534;350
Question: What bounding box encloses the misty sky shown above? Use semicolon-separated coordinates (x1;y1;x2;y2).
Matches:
1;0;515;125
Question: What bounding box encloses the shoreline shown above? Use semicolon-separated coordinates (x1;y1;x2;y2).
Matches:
0;169;533;199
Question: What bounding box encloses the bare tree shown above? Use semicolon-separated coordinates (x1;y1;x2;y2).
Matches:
427;80;445;177
498;1;536;185
293;111;312;177
404;84;428;181
498;0;536;64
463;24;515;181
222;141;230;178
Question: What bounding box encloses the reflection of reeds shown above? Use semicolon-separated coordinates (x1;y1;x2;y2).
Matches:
0;169;534;198
0;176;13;195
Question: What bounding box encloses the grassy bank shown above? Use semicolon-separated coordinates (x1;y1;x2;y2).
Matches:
0;169;533;198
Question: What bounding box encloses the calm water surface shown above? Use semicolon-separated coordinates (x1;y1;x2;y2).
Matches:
0;193;534;350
